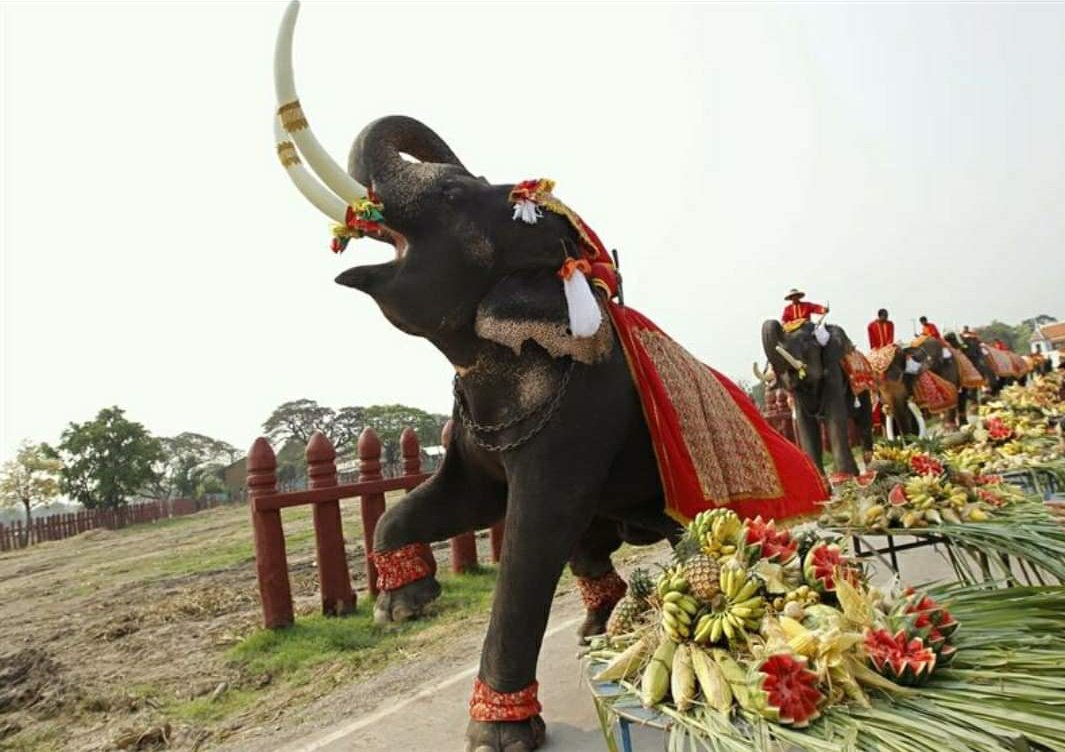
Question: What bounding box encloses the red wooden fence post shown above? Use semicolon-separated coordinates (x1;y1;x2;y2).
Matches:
489;521;504;563
307;432;355;616
247;438;293;629
442;420;479;573
402;428;437;577
359;428;386;598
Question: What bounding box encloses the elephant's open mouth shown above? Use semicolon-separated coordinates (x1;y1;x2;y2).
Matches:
363;224;409;261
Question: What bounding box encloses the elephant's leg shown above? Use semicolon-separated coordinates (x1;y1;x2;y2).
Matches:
795;408;824;470
827;400;859;476
466;473;604;751
373;443;506;625
856;392;874;464
569;519;625;642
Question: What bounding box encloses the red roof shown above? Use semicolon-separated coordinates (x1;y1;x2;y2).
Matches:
1037;321;1065;343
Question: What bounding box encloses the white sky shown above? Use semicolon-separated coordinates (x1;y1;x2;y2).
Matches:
2;1;1063;464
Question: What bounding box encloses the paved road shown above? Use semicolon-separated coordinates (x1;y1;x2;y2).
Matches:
280;539;955;752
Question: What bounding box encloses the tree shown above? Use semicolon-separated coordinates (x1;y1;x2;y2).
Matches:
262;399;365;452
363;404;450;449
46;406;164;509
974;320;1021;352
154;432;240;499
0;441;62;537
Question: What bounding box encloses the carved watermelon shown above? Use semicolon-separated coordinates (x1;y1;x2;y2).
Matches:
745;516;799;564
892;590;960;656
863;628;938;685
888;483;909;507
802;542;860;594
749;652;823;727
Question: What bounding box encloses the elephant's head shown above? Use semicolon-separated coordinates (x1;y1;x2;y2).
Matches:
761;320;831;391
272;3;609;370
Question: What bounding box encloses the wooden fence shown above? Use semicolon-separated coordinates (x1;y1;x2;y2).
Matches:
247;421;503;628
0;501;172;552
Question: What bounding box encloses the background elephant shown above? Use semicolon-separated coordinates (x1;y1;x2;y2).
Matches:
761;320;873;476
907;337;968;426
873;347;923;437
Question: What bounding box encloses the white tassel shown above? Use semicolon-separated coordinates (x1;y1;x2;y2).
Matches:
814;323;830;346
561;268;602;338
512;200;542;224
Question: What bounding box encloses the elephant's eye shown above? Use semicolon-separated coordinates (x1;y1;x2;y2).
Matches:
441;183;463;202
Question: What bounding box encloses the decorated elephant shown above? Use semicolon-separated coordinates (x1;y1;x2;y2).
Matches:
867;346;926;438
759;320;873;477
270;4;828;750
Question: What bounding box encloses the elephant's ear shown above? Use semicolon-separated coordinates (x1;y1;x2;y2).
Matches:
474;268;613;363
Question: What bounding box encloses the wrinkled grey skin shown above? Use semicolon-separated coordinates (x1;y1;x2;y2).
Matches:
762;320;873;475
335;116;684;752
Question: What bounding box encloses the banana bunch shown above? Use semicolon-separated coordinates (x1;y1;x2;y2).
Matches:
657;570;699;642
873;445;918;465
903;475;969;512
693;566;765;645
698;510;745;562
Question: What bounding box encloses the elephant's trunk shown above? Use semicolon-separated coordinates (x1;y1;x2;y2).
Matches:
762;320;789;375
349;116;468;201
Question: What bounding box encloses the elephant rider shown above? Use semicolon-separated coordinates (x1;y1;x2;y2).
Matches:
782;288;831;346
867;308;895;350
961;325;981;344
919;316;943;341
919;316;952;360
994;338;1010;351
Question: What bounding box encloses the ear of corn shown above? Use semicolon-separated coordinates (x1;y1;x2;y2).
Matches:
592;631;657;683
640;636;676;707
690;645;732;714
670;643;696;711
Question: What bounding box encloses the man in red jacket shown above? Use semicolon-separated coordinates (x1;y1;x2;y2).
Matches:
781;288;828;324
867;308;895;350
919;316;943;341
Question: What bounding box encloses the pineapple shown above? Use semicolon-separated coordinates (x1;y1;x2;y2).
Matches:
606;568;654;637
683;553;722;602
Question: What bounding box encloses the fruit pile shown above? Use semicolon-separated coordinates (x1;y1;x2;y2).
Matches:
821;446;1027;531
822;371;1065;532
588;511;960;728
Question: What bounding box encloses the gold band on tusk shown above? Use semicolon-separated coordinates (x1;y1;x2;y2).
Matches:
277;100;308;132
276;140;300;167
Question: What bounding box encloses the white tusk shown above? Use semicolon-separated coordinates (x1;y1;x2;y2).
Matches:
274;1;367;205
775;345;806;371
272;116;347;223
752;362;771;384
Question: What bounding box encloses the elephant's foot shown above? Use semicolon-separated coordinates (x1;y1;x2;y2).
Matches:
577;603;615;643
373;576;441;624
574;571;627;643
465;716;546;752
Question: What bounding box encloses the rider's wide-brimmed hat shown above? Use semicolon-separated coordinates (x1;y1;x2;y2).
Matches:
784;288;806;301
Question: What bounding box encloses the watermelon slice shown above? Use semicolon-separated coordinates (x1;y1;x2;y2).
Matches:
863;628;937;685
745;516;799;564
888;483;909;507
749;652;824;727
802;542;860;594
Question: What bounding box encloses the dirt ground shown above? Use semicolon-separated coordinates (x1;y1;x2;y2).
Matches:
0;499;504;751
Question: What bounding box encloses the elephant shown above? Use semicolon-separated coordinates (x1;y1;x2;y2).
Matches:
760;320;873;476
267;7;833;748
907;337;969;426
871;347;924;438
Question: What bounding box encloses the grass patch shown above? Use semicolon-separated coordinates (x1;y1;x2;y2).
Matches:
147;539;256;577
229;567;497;679
166;687;258;724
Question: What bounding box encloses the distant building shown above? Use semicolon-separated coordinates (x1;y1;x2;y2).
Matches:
1030;321;1065;367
